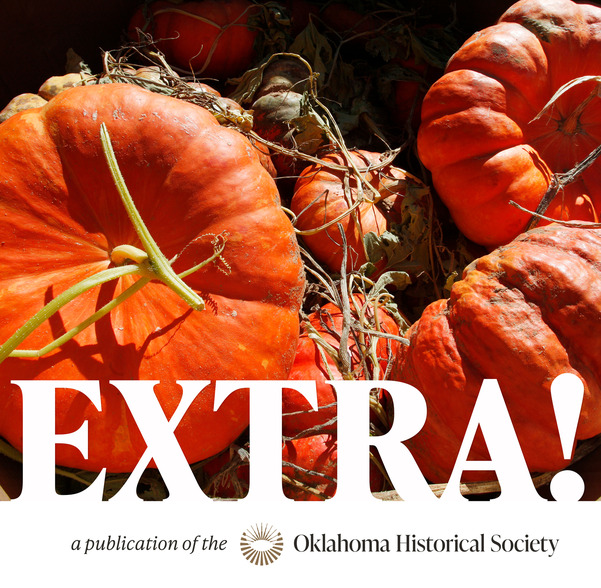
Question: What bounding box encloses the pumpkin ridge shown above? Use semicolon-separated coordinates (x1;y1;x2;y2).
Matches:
399;302;493;474
0;114;113;256
445;24;551;107
0;83;305;471
58;150;133;255
473;253;598;381
445;283;573;473
430;145;551;240
512;224;601;269
485;237;601;397
453;230;601;437
418;0;601;247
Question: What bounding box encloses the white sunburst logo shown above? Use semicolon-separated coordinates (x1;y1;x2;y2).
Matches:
240;523;284;565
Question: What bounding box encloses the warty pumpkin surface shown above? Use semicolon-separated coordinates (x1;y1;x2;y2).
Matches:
392;223;601;483
0;83;305;473
417;0;601;249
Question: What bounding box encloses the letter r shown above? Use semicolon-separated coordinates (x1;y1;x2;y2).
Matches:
328;380;436;501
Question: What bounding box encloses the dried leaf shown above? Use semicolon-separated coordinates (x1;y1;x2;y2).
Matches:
443;271;459;295
364;230;420;271
409;26;459;69
372;270;412;294
327;59;361;108
365;35;401;62
227;58;272;104
289;22;333;83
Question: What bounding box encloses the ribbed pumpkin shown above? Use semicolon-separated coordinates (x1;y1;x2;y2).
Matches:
417;0;601;249
392;223;601;482
0;83;305;473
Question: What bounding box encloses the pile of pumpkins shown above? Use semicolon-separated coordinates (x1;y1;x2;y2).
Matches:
1;0;601;499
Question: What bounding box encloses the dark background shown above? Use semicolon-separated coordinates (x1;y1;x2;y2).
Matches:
0;0;515;108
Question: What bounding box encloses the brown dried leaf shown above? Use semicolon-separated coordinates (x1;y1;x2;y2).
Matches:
289;21;333;83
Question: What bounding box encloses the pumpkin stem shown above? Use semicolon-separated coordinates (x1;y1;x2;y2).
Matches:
9;275;152;358
525;142;601;230
0;264;148;364
100;123;205;311
0;125;228;364
2;239;227;361
560;90;595;135
110;244;149;265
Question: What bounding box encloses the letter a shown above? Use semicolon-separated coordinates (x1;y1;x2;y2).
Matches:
442;379;544;501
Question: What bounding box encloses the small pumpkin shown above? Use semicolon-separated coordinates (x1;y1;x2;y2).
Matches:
283;294;400;437
0;83;305;473
1;72;92;124
392;223;601;482
0;93;47;123
38;72;93;100
417;0;601;249
128;0;261;79
249;57;330;178
290;150;426;273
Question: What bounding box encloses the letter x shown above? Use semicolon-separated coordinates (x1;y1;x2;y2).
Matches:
110;380;211;501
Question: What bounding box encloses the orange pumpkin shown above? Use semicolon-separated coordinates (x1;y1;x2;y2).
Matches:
128;0;260;79
291;150;426;272
417;0;601;249
0;83;305;473
392;223;601;482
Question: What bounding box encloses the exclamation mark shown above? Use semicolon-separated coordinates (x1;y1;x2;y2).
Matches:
549;373;585;501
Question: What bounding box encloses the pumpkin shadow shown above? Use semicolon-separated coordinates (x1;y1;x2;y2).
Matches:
38;278;195;381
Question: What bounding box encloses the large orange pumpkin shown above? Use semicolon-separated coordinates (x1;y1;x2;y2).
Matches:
0;83;305;473
417;0;601;249
392;223;601;482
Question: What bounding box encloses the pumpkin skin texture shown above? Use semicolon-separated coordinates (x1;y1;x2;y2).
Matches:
392;223;601;483
282;296;400;437
417;0;601;249
0;83;305;473
128;0;260;79
290;150;424;272
282;434;386;501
